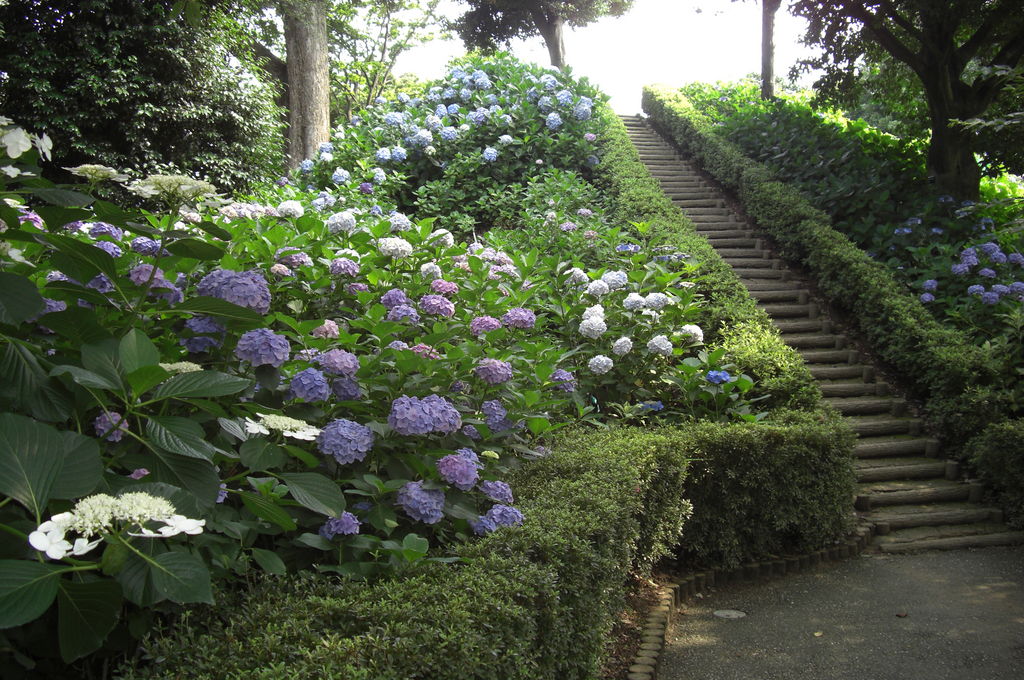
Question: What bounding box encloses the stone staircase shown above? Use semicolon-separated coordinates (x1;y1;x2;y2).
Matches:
622;114;1024;553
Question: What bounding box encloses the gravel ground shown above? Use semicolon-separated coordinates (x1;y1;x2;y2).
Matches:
661;546;1024;680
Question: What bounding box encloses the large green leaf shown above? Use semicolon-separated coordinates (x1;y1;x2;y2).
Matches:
57;578;122;662
280;472;345;517
0;272;45;326
145;416;217;461
170;296;264;325
0;560;62;628
251;548;287;575
49;365;119;390
25;186;93;208
50;431;103;500
152;371;251;400
151;552;213;605
127;365;171;396
42;233;117;282
239;439;286;471
80;340;124;390
39;307;112;346
121;448;220;508
0;342;73;422
164;238;225;261
0;414;66;517
119;329;160;374
239;491;297;530
114;541;165;607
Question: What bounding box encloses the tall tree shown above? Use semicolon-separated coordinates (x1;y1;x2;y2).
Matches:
281;0;331;166
759;0;783;99
453;0;634;69
791;0;1024;200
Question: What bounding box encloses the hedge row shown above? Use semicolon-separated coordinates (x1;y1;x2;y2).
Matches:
967;419;1024;528
592;107;821;412
125;413;854;679
641;85;1004;447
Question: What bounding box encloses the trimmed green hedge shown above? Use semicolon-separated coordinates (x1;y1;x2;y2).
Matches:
967;418;1024;528
593;108;821;412
641;85;1006;447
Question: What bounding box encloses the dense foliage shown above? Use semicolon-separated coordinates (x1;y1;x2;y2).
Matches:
967;419;1024;529
0;55;781;673
0;0;284;193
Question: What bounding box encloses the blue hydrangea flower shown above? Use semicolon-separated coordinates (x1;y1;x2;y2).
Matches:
94;411;129;442
317;349;359;376
381;288;412;309
545;112;563;130
573;102;592;120
372;167;387;184
317;418;374;464
332;377;362;401
87;273;115;293
234;328;290;367
181;316;226;353
319;142;334;154
387;304;420;323
485;504;523;529
130;236;162;256
482;147;498;162
446;103;460;115
410;128;433;147
991;284;1010;296
462;424;481;440
391;146;407;161
502;307;535;329
468;109;487;125
375;147;392;163
550;368;576;392
332;168;351;184
383;111;404;126
396;481;445;524
538;95;554;112
471;515;497;536
979;242;1001;257
319;512;360;539
420;294;455;317
89;222;123;240
616;243;642;254
289;368;330;402
474;358;513;385
436;452;480;490
981;291;1000;305
1011;281;1024;295
388;395;461;435
440;126;458;141
555;89;573;105
197;269;272;314
951;263;970;276
705;370;731;384
920;293;935;303
480;480;513;505
640;400;665;412
922;279;938;291
93;241;123;258
299;159;314;173
389;212;412;231
967;284;985;296
1009;253;1024;266
979;268;997;278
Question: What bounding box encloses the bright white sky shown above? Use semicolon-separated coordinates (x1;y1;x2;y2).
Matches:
394;0;821;113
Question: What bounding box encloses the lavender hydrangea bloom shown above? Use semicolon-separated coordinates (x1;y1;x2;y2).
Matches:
275;248;313;268
332;378;362;401
317;349;359;376
502;307;536;329
979;268;997;278
381;288;411;309
317;419;374;464
424;395;462;433
474;358;513;384
386;303;419;323
93;241;123;258
234;328;290;367
1009;253;1024;266
88;222;123;240
481;399;507;420
420;294;455;317
967;284;985;296
87;273;115;293
951;263;970;276
485;504;524;528
981;291;1000;305
319;512;360;539
920;293;935;303
991;284;1010;296
480;480;514;505
923;279;939;292
347;283;370;294
197;269;272;314
462;424;482;440
436;453;480;490
470;315;502;336
181;316;226;353
550;368;576;392
289;368;330;402
545;112;562;130
94;411;129;442
1011;282;1024;295
705;370;731;384
130;236;162;255
470;515;497;536
482;147;498;162
396;481;445;524
431;279;459;296
388;395;462;435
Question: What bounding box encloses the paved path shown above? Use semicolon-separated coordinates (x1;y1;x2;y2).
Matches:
660;547;1024;680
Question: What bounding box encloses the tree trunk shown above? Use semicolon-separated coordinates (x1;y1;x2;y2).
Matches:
530;9;566;69
282;0;330;168
761;0;782;99
927;116;982;201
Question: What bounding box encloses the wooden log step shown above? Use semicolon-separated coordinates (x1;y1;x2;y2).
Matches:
671;198;724;208
724;257;783;269
809;364;868;380
819;381;887;398
875;526;1024;553
743;281;806;292
854;437;936;458
780;333;847;349
824;395;900;415
758;303;817;318
855;457;948;482
715;248;767;258
707;237;758;248
773;318;826;333
731;267;786;279
867;503;999;530
855;478;970;509
847;415;917;437
798;348;858;364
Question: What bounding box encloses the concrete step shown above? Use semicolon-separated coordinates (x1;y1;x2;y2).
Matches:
819;381;887;398
854;457;948;482
781;333;848;349
847;415;918;437
855;478;970;510
867;503;1001;531
875;525;1024;553
825;395;903;416
853;436;936;459
758;303;818;318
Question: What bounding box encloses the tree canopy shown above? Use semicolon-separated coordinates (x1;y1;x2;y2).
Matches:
452;0;634;68
791;0;1024;199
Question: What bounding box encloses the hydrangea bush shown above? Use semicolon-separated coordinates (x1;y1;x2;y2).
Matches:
0;56;761;669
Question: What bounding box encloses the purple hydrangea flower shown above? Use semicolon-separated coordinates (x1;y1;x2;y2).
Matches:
216;483;229;503
705;370;731;384
481;399;514;431
474;358;513;385
475;504;524;533
420;294;455;317
130;236;162;256
275;248;313;268
430;279;459;297
89;222;123;240
317;349;359;376
981;291;1000;305
951;263;970;276
462;424;481;440
979;242;1001;257
234;328;291;367
388;395;462;435
1010;282;1024;295
94;411;129;442
550;368;576;392
502;307;536;329
387;304;420;323
991;252;1008;264
979;268;997;278
411;343;441;359
319;512;361;539
470;515;497;536
359;182;373;194
128;468;149;480
1008;253;1024;266
396;481;445;524
436;452;480;490
470;315;502;336
967;284;985;296
991;284;1010;296
450;380;469;394
329;258;360;277
381;288;411;309
181;316;226;353
289;368;330;401
480;480;514;504
922;279;938;292
92;241;122;258
87;273;115;293
332;377;362;401
920;292;935;303
347;283;370;294
197;269;272;314
317;419;374;464
388;340;410;351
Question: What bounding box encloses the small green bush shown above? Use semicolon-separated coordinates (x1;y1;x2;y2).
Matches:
967;419;1024;528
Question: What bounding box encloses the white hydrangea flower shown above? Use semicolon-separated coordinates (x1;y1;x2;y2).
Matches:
428;229;455;248
579;316;607;339
421;262;443;280
270;263;292;277
601;270;629;290
277;200;305;218
28;528;72;560
586;279;610;297
159;361;203;374
612;337;633;355
327;210;357;233
424;145;437;156
623;293;646;311
246;413;322;440
114;492;176;527
647;334;674;356
679;324;704;343
65;164;129;183
566;267;589;284
377;237;413;258
582;304;605;321
588;354;614;375
645;292;671;310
